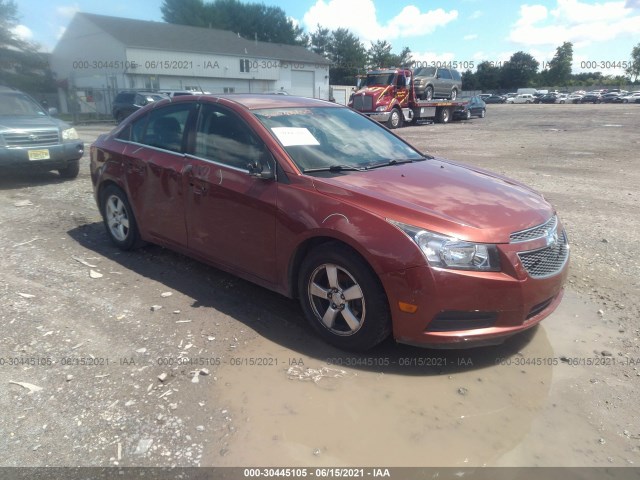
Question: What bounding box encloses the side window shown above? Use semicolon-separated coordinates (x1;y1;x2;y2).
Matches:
142;103;194;153
439;69;452;80
116;114;147;142
194;104;265;170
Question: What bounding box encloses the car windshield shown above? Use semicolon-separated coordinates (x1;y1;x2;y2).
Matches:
414;67;436;77
0;93;47;116
253;107;426;173
365;74;394;86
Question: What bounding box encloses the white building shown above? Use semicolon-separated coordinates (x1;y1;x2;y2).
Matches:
50;13;331;114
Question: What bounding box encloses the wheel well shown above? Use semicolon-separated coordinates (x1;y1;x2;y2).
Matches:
97;180;122;216
288;237;375;299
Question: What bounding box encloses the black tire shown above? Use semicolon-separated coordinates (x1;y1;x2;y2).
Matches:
298;243;391;351
425;86;434;101
450;88;458;100
58;161;80;179
464;109;471;120
100;185;142;250
386;108;403;129
480;108;486;118
436;107;451;124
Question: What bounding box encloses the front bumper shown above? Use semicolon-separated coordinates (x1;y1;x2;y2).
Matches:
0;142;84;169
352;111;392;122
379;239;569;348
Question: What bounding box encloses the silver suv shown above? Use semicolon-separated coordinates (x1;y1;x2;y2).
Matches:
413;67;462;101
0;86;84;178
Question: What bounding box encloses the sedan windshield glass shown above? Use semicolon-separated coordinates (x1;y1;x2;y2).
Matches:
253;107;425;172
0;93;47;116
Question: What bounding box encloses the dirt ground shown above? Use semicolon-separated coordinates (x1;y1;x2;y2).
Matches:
0;104;638;469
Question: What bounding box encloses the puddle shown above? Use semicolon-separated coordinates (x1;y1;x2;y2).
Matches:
209;290;635;467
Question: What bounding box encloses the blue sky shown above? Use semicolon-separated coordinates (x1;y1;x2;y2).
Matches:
13;0;640;75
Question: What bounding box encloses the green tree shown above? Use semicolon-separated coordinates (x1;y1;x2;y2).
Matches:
367;41;412;68
309;25;331;58
0;0;53;92
546;41;573;86
161;0;306;45
626;43;640;82
461;69;477;91
501;51;539;89
475;61;501;90
327;28;366;85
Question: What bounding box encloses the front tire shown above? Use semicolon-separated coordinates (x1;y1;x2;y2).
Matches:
101;185;142;250
58;161;80;179
387;108;403;129
298;244;391;351
425;86;434;101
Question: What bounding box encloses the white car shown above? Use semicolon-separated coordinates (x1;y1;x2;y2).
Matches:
509;94;535;104
566;93;584;104
555;93;569;104
619;92;640;103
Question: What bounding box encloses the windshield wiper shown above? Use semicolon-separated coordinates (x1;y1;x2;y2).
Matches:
365;157;426;170
303;164;366;173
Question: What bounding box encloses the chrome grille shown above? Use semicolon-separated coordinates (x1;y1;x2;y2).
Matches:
510;216;557;243
352;95;373;112
517;230;569;278
3;129;60;147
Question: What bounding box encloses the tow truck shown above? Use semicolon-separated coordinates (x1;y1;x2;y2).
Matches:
348;68;468;128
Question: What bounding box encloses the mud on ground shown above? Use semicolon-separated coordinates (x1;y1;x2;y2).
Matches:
0;104;638;468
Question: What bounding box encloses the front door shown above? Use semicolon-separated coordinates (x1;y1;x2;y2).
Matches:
184;103;278;284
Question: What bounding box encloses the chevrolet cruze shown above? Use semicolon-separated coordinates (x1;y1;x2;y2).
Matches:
90;94;569;351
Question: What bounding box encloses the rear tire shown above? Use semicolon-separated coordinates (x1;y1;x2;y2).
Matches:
58;161;80;179
436;107;451;124
450;88;458;100
101;185;142;250
480;108;486;118
298;243;392;351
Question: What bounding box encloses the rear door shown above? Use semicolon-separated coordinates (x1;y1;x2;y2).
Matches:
119;102;197;247
437;68;453;97
183;103;278;283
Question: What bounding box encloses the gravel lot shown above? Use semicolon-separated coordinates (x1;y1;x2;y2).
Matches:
1;103;638;468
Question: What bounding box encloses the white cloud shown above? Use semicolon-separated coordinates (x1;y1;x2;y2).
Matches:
509;0;640;46
57;4;80;18
57;26;67;40
469;10;484;19
11;25;33;41
463;34;478;41
302;0;457;42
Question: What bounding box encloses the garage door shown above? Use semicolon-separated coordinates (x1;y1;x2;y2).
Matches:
290;70;315;98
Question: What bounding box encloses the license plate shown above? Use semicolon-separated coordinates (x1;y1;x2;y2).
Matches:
28;149;50;160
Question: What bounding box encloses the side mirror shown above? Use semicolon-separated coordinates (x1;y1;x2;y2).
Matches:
248;161;275;180
48;107;59;117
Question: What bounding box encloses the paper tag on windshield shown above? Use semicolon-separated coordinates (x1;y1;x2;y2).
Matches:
271;127;320;147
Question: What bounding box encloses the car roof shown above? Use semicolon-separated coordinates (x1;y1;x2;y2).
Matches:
166;93;339;111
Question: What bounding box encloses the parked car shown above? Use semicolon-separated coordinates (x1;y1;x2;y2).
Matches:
91;94;569;351
580;92;602;104
0;85;84;178
413;66;462;100
483;94;506;104
478;94;492;100
555;93;568;104
566;93;584;104
532;92;546;104
453;96;486;120
599;92;622;103
510;94;535;104
538;93;558;104
158;90;208;98
112;91;167;123
620;92;640;103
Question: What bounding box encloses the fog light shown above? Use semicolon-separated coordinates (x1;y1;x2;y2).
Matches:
398;302;418;313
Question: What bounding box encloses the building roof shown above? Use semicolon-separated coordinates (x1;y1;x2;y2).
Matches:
77;13;330;65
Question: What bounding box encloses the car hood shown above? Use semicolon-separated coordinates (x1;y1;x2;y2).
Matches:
0;115;68;131
312;158;553;243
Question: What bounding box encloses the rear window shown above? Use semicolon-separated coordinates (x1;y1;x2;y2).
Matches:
451;70;462;81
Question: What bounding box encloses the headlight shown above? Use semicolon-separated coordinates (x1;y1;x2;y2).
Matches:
388;220;501;272
376;106;387;112
62;128;79;140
